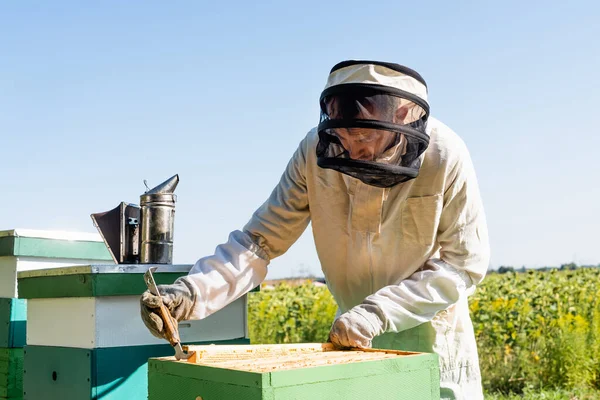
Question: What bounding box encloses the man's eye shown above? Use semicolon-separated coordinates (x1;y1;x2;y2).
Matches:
357;136;375;143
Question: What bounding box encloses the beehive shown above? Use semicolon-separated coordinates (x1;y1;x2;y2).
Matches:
18;264;256;400
0;228;113;400
148;343;440;400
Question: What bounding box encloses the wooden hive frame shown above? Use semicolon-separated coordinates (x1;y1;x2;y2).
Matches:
183;343;421;372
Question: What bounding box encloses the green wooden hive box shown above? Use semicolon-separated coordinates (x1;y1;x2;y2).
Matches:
148;343;440;400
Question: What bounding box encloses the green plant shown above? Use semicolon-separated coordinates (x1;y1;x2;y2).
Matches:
247;282;337;344
247;268;600;395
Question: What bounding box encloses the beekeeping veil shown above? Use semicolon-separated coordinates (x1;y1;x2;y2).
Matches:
316;60;430;188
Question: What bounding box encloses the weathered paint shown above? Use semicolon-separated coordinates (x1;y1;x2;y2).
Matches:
0;299;26;348
148;350;440;400
27;296;246;348
0;348;23;399
23;339;249;400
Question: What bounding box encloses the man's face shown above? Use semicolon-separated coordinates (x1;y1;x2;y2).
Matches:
332;128;395;161
325;97;408;161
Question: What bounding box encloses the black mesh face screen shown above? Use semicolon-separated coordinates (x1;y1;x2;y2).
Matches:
316;84;430;188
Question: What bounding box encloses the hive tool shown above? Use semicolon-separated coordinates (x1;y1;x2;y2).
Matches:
143;267;194;360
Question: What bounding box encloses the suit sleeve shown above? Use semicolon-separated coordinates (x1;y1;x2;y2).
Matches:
356;142;490;333
178;136;311;320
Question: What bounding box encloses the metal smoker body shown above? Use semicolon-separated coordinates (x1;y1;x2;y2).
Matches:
91;174;179;264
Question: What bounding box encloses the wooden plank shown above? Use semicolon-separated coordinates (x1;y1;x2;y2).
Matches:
205;351;401;372
271;365;440;400
8;237;112;260
18;264;192;278
0;229;102;241
0;239;15;259
268;353;439;387
148;368;265;400
187;343;334;363
94;295;246;348
2;257;116;299
26;296;246;348
92;273;185;297
149;357;267;389
185;343;419;364
14;257;113;274
18;272;185;298
26;298;97;348
23;346;92;400
0;259;18;299
184;343;432;374
18;264;259;299
0;348;24;399
20;275;94;299
23;339;250;400
0;299;27;348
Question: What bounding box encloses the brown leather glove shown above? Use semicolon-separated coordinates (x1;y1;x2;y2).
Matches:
140;279;196;339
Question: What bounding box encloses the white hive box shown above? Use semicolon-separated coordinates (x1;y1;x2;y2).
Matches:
18;264;248;348
0;229;114;298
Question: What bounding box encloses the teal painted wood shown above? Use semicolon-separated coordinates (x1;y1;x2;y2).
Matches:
0;238;14;259
23;346;91;400
0;237;112;260
23;339;250;400
18;273;185;299
18;270;259;299
148;351;440;400
0;348;23;400
0;299;26;348
149;372;264;400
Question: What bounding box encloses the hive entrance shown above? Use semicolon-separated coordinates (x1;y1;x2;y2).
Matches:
181;343;417;373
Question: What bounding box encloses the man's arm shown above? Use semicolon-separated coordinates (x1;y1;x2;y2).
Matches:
140;135;311;338
330;140;490;347
179;136;311;320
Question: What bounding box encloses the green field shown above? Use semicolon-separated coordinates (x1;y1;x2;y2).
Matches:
247;267;600;399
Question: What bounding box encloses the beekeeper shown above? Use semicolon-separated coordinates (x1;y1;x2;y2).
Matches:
140;60;490;399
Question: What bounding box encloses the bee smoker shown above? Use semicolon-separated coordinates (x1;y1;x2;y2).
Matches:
91;174;179;265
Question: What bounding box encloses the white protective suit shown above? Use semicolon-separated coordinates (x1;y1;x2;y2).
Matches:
177;63;490;400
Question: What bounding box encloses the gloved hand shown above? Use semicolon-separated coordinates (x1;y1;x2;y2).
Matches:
329;304;386;349
140;279;196;339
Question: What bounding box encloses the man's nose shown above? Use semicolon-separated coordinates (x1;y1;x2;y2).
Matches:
348;144;374;161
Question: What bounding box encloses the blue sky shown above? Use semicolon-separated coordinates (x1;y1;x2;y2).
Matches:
1;1;599;279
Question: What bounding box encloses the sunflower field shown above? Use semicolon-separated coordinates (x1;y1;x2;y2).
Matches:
247;267;600;397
